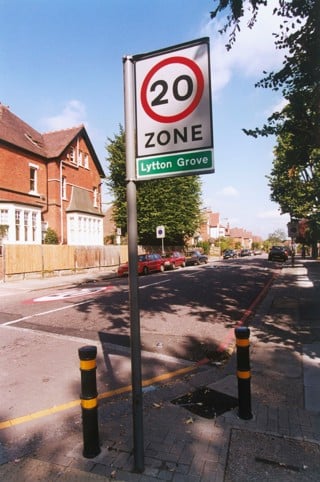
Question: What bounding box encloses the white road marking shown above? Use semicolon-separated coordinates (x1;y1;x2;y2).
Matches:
2;299;94;326
2;279;170;326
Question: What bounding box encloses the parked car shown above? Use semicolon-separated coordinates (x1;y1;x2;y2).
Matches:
162;251;186;270
223;249;237;259
118;253;165;276
253;249;262;255
185;250;208;266
240;249;252;257
268;246;288;262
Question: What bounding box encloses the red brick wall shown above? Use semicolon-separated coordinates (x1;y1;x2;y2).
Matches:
0;144;47;209
1;136;103;244
44;138;103;243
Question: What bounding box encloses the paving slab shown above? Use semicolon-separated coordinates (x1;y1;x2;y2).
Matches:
224;428;320;481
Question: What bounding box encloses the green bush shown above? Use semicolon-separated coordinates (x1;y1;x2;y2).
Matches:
44;227;59;244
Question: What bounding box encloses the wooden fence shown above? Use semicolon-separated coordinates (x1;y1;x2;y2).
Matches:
1;244;129;280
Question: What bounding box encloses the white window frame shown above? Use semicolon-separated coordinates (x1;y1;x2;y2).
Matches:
84;153;89;169
69;147;75;163
67;213;103;245
0;204;42;244
78;150;83;166
61;176;67;200
29;163;39;195
0;208;9;225
93;187;98;207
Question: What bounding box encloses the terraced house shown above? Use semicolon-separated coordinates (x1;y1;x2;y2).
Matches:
0;104;105;246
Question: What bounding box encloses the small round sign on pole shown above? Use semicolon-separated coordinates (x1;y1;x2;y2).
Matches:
156;226;165;254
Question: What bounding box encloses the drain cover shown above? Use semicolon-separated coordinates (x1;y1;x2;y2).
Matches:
171;387;238;419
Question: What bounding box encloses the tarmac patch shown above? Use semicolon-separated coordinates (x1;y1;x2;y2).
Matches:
171;387;238;419
272;296;299;309
0;312;22;323
225;429;320;481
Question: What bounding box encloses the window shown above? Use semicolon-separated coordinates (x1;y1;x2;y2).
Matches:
0;209;8;225
78;150;83;166
29;164;38;193
61;176;67;199
93;187;98;207
32;212;37;242
2;205;40;244
84;153;89;169
67;213;103;245
69;147;75;163
15;210;21;241
24;211;29;241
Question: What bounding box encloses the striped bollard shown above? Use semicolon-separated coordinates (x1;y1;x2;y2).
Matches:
79;345;101;458
235;327;253;420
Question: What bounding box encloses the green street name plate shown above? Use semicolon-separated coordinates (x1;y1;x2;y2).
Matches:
136;150;214;180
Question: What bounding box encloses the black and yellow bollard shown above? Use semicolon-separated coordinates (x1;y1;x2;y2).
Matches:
79;345;101;458
235;327;253;420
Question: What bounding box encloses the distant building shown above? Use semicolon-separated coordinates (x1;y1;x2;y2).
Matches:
229;228;253;249
0;104;105;245
199;209;262;247
199;209;229;242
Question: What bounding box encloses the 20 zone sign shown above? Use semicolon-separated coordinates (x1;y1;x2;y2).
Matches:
134;38;213;162
140;56;204;124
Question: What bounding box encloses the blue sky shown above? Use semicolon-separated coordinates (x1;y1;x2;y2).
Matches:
0;0;290;239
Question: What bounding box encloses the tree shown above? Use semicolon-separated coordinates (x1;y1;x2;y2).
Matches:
105;127;203;246
211;1;320;250
268;228;287;244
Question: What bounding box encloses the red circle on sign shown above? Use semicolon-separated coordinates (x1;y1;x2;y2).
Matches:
140;56;204;123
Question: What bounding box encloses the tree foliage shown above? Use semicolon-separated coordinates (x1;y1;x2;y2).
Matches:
44;227;59;244
267;228;287;244
211;0;320;245
105;127;202;246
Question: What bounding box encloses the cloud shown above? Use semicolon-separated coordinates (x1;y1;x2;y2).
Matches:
42;100;88;130
218;185;239;197
266;97;288;117
201;2;287;96
257;209;286;219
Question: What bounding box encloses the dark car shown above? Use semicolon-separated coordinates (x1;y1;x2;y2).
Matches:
268;246;288;262
162;251;186;270
118;253;164;276
240;249;252;257
223;249;237;259
185;250;208;266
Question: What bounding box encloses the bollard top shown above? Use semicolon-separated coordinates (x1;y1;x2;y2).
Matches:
79;345;97;360
235;326;250;339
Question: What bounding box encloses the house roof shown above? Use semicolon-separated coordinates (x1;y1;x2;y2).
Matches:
42;126;83;158
0;104;105;177
0;104;45;156
229;227;253;239
66;186;104;216
209;212;220;226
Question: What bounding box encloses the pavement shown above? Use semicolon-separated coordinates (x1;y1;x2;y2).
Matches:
0;257;320;481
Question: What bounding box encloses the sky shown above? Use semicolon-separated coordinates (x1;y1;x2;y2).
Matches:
0;0;291;239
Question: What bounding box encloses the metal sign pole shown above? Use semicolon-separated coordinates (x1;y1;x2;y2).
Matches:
123;55;144;473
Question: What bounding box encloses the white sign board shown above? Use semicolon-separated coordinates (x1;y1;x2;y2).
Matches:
134;38;214;179
156;225;165;238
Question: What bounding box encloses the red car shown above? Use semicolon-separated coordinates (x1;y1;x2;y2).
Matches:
118;253;165;276
162;251;186;270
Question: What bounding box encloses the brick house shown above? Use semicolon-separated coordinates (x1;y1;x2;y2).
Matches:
229;227;253;249
0;104;105;246
200;209;229;242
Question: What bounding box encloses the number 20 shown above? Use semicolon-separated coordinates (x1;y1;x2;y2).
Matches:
150;75;194;106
